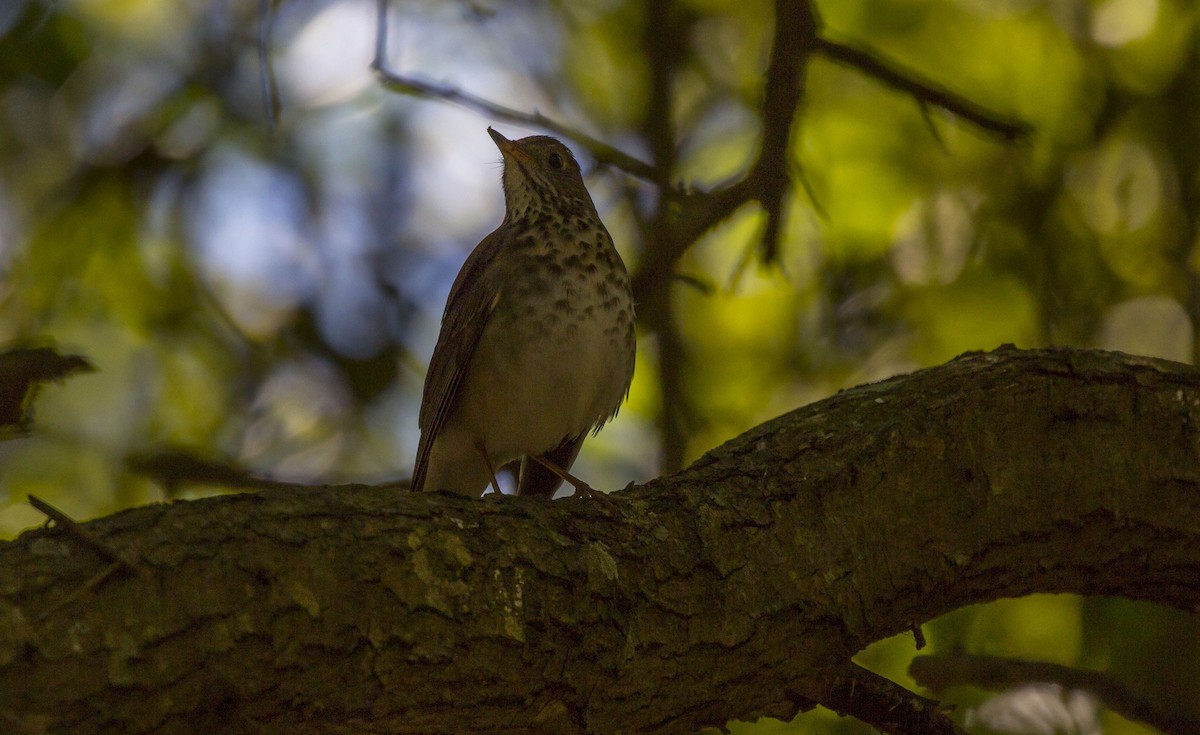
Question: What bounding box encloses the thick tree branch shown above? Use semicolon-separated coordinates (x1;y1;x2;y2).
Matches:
2;347;1199;734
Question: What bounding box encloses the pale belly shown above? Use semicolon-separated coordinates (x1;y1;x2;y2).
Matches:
451;304;632;463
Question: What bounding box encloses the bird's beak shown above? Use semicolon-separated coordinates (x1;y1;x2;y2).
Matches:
488;127;529;164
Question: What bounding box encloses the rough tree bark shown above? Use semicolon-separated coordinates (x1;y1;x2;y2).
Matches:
1;346;1198;735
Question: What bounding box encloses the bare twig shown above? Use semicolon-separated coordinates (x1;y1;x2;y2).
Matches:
27;495;145;576
910;653;1200;735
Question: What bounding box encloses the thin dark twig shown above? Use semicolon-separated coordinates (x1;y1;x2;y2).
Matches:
813;36;1033;140
376;69;660;180
910;653;1200;735
27;495;146;575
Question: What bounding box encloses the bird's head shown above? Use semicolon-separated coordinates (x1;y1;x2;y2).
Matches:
488;127;596;222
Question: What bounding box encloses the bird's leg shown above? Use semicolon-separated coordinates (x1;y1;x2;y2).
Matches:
528;454;613;503
475;442;503;496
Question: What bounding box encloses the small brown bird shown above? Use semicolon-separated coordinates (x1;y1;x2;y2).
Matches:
411;128;635;497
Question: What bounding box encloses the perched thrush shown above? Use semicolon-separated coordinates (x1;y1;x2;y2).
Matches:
411;128;636;497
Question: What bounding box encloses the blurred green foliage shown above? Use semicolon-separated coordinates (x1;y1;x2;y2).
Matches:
0;0;1197;732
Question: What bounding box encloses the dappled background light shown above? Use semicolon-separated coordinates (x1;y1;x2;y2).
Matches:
2;0;1200;731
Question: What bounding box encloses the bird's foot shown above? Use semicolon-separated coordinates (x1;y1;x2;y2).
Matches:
563;478;616;505
529;454;616;506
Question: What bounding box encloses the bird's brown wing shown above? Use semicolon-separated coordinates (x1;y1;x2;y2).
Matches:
412;227;508;491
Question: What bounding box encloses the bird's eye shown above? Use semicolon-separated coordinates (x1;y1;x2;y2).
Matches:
548;153;564;170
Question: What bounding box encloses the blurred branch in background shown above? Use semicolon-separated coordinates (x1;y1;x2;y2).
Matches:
812;36;1034;142
755;0;815;267
639;0;689;473
374;67;659;181
370;0;658;182
0;345;93;437
126;446;409;496
911;652;1200;735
